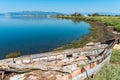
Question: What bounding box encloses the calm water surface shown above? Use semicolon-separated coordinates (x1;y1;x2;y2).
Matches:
0;16;91;59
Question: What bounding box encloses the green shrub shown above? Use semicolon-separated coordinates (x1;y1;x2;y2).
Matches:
115;24;120;32
104;19;114;26
6;52;21;58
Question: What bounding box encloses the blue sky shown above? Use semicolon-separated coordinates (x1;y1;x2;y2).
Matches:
0;0;120;13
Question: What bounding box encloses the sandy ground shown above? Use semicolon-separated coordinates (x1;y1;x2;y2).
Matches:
113;44;120;50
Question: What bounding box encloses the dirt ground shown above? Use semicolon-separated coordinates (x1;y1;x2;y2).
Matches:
113;44;120;50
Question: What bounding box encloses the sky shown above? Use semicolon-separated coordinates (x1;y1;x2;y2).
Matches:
0;0;120;13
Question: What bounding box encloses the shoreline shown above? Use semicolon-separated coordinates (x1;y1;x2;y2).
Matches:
2;17;116;60
54;20;115;51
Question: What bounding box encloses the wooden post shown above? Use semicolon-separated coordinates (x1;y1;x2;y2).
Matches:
13;58;16;63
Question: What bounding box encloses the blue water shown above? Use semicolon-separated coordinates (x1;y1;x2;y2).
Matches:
0;16;91;59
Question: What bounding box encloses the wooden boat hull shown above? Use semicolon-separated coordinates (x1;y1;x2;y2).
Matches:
0;38;118;80
72;50;112;80
57;49;112;80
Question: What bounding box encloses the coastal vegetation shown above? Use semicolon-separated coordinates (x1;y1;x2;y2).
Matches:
56;13;120;32
6;52;21;58
85;16;120;32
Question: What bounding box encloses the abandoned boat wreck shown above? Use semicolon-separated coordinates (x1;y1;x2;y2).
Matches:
0;38;119;80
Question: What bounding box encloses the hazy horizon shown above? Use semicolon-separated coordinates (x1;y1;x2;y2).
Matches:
1;11;120;15
0;0;120;14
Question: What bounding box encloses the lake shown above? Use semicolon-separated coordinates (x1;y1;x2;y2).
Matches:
0;16;91;59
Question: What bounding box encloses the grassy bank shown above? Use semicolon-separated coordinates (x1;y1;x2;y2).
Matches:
56;16;120;32
84;16;120;32
92;49;120;80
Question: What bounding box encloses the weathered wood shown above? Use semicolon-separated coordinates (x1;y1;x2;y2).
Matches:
0;71;4;79
0;38;117;80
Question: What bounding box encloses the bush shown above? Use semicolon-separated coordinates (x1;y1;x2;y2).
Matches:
6;52;21;58
71;12;82;16
92;13;100;16
115;24;120;32
104;19;114;26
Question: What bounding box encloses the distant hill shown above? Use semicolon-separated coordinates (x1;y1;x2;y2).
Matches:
3;11;62;18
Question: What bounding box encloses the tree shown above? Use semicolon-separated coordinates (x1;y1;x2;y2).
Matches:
88;14;92;16
71;12;82;16
92;13;100;16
